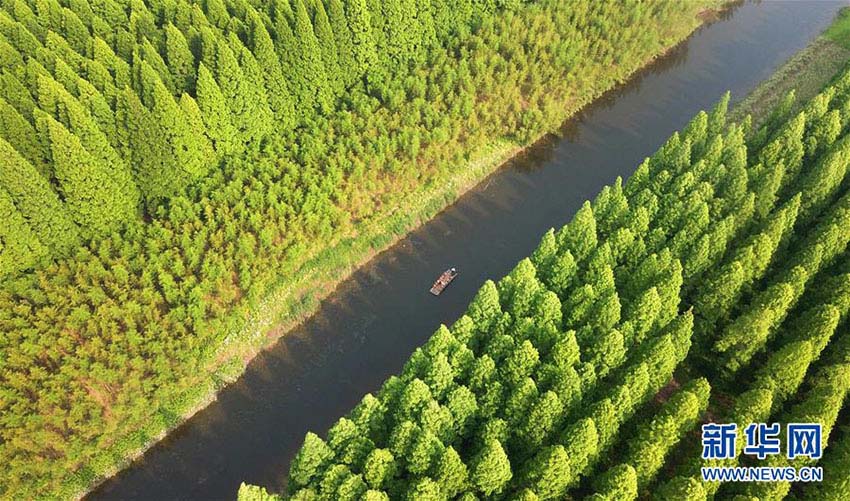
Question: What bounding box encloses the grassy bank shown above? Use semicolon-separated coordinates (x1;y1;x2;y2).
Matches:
730;7;850;127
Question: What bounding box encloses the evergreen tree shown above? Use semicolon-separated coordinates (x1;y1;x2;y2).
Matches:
195;63;238;157
0;137;80;255
215;35;272;145
654;476;707;501
518;445;570;500
246;11;295;129
289;432;334;491
138;62;213;198
37;75;140;213
0;186;48;276
291;0;332;113
591;464;638;501
0;96;50;177
362;448;395;490
470;438;513;496
236;483;282;501
557;201;597;262
37;111;133;236
345;0;377;79
434;446;468;497
165;23;196;93
310;0;343;97
326;0;357;88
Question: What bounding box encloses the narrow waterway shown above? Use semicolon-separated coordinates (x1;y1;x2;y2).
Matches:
90;2;845;499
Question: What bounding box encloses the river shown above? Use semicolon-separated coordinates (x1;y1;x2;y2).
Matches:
89;1;845;499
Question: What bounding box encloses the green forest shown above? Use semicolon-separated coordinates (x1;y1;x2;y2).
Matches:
0;0;722;498
242;63;850;500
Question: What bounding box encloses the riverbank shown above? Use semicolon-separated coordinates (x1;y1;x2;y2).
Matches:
729;8;850;126
71;7;725;501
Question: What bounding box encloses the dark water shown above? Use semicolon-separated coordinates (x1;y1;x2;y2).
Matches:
89;2;845;499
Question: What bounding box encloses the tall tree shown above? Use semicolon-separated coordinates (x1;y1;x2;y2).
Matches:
325;0;357;88
0;137;79;255
246;10;295;129
0;96;50;177
291;0;332;112
0;186;48;276
470;438;513;496
195;63;238;157
164;23;196;93
37;111;133;236
310;0;343;97
37;75;140;212
345;0;377;80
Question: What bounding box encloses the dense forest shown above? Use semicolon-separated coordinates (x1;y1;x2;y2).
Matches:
242;64;850;500
0;0;721;497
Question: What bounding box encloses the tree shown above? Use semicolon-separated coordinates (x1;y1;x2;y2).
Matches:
801;428;850;500
655;476;707;501
328;468;365;500
289;432;334;491
408;429;443;475
584;329;625;377
246;11;295;129
556;201;597;262
435;446;468;498
423;353;454;400
195;63;238;157
446;385;478;438
36;75;140;211
544;249;577;295
325;0;357;88
0;186;48;276
345;0;377;78
502;340;540;386
0;96;49;176
518;445;571;500
37;111;134;236
164;24;195;93
310;0;342;96
362;448;395;490
236;483;282;501
591;464;637;501
405;477;442;501
621;381;709;488
230;34;275;143
560;418;598;480
214;37;271;145
137;62;213;199
752;340;814;410
467;280;502;330
284;0;331;113
470;438;512;496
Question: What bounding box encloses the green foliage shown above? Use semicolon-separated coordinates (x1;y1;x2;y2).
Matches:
0;0;758;497
236;483;282;501
469;438;512;496
0;137;80;255
0;186;48;276
289;432;334;491
591;464;638;501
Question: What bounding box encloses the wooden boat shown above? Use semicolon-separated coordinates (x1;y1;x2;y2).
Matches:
430;268;458;296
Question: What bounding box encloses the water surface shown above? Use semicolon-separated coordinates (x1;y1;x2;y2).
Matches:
90;2;845;499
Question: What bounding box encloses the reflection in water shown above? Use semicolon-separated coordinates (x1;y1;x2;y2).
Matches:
89;2;844;500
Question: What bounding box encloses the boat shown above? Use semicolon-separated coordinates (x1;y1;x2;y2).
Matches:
430;267;458;296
